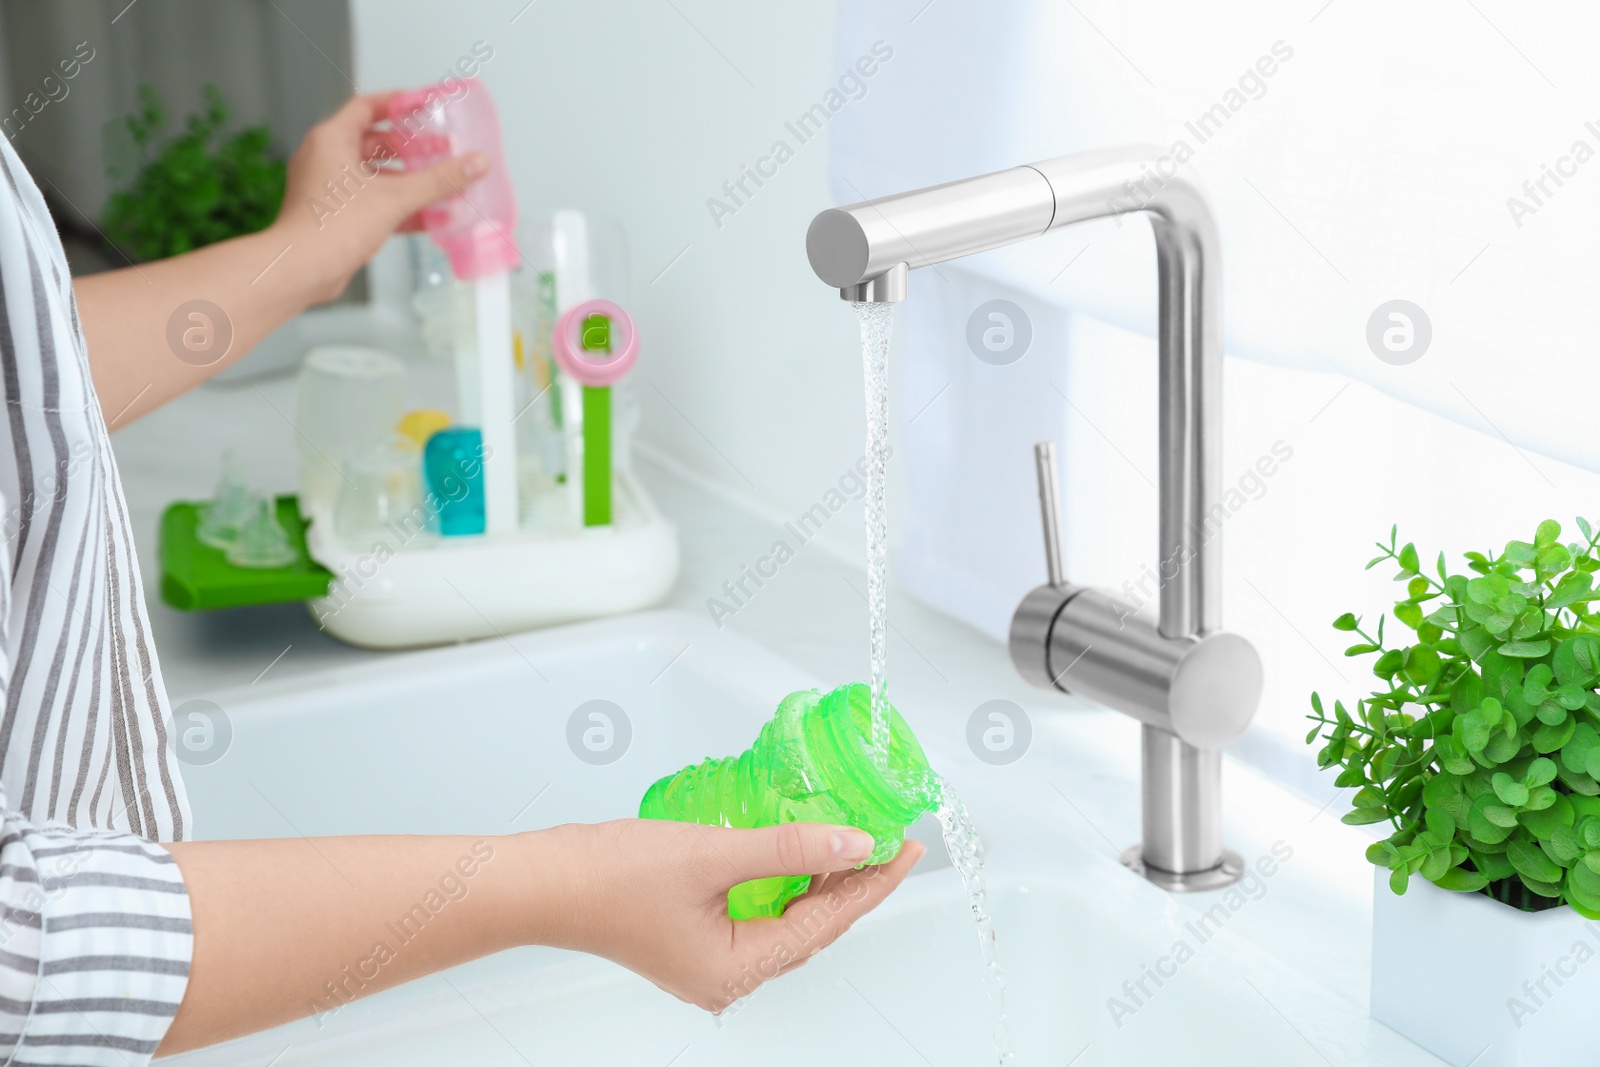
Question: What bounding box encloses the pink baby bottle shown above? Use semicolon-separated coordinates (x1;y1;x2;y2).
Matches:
386;78;519;279
387;78;521;535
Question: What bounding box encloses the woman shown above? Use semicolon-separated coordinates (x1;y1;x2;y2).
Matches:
0;92;921;1061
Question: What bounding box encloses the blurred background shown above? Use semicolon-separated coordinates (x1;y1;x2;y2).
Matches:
2;0;1597;799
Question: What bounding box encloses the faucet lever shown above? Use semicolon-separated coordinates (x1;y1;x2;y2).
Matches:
1032;442;1066;588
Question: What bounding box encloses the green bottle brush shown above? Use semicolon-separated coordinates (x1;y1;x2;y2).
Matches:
639;682;940;919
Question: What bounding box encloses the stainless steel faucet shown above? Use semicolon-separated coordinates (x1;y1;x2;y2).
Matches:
806;145;1263;891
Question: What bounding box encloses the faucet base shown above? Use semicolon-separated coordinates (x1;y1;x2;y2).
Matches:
1119;845;1244;893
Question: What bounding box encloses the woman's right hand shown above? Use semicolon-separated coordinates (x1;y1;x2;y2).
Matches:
529;819;925;1012
273;91;489;305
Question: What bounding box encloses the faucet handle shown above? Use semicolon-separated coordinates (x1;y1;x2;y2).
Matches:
1033;441;1066;587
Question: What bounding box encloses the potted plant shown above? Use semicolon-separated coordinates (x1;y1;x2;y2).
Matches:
102;84;286;261
1308;519;1600;1067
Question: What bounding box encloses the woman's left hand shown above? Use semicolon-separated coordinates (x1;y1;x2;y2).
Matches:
531;819;927;1012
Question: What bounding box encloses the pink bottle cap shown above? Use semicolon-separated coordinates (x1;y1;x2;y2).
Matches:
387;79;520;280
551;300;639;387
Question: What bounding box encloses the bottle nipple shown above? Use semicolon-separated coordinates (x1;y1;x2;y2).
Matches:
226;495;298;569
197;451;254;549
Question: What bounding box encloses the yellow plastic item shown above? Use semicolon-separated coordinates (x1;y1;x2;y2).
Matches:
398;409;452;448
526;331;552;391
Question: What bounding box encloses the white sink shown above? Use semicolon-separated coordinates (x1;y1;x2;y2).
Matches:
167;610;1442;1066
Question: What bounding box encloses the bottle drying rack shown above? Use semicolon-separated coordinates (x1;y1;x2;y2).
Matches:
300;466;678;650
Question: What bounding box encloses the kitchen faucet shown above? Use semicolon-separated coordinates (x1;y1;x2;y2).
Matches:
806;146;1264;890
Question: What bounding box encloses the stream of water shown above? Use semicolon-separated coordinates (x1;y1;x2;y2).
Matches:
856;301;894;764
851;302;1015;1066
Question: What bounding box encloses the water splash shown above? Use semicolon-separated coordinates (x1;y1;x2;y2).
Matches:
854;301;894;765
935;776;1016;1066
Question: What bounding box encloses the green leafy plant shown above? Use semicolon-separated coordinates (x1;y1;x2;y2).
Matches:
1308;519;1600;915
102;84;286;261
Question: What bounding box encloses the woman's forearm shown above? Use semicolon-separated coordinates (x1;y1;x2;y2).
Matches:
74;220;330;428
158;829;561;1055
158;819;921;1055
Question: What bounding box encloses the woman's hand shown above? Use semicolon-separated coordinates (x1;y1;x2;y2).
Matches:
534;819;925;1011
272;90;489;305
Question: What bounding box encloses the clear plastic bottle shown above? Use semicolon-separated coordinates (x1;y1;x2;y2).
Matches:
639;682;939;918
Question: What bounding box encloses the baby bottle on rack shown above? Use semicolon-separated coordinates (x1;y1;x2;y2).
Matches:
386;79;518;278
388;80;521;536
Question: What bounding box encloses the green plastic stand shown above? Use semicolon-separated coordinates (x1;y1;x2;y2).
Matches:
160;495;332;611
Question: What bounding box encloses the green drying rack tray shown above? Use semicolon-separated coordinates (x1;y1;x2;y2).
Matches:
160;495;332;611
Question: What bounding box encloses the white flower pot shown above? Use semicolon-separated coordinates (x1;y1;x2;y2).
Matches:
1371;868;1600;1066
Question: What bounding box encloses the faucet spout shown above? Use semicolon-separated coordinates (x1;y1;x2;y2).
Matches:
839;262;908;304
808;146;1261;891
809;147;1222;630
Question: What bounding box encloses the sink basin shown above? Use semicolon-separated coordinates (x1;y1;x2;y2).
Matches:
167;610;1442;1065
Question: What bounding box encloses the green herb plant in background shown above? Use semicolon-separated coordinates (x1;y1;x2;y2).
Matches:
102;84;286;261
1308;519;1600;915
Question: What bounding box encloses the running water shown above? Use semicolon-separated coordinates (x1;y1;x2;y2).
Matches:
934;776;1016;1065
854;301;894;765
852;301;1014;1065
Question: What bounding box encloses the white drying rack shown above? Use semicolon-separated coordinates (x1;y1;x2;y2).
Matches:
302;212;678;649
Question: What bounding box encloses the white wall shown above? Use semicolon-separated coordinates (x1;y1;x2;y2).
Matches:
1058;313;1600;789
351;0;891;564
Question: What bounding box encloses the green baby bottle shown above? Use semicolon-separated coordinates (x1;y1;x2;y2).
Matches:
639;682;939;919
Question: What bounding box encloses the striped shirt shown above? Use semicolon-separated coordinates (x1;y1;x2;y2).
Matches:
0;140;193;1061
